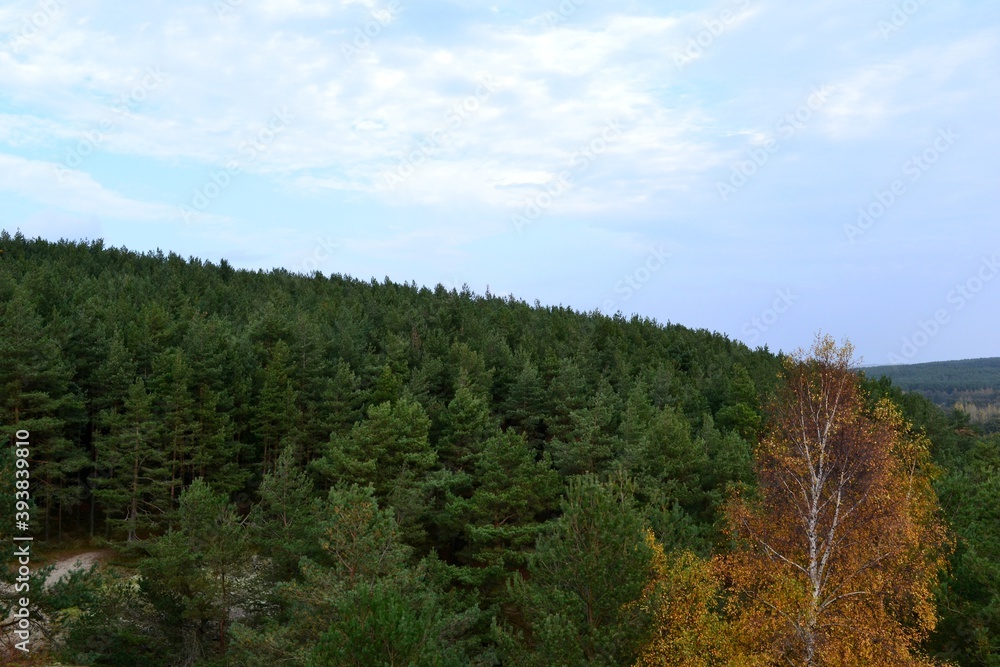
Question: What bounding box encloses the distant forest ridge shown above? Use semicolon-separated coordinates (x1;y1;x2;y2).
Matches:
864;357;1000;430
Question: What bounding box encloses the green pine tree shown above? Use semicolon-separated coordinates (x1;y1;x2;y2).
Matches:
140;478;250;663
254;340;301;472
497;475;654;667
93;377;169;541
251;444;322;580
150;348;197;512
0;286;86;540
452;430;561;591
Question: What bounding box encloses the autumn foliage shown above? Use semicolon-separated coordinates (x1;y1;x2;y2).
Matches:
631;530;760;667
721;336;951;666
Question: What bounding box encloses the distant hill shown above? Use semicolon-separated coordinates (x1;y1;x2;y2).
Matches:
864;357;1000;431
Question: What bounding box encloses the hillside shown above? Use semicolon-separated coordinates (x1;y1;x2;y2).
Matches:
865;357;1000;431
1;232;998;665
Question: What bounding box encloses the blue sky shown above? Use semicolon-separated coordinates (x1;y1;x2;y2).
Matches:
1;0;998;364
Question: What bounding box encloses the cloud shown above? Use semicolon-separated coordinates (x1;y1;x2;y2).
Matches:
255;0;339;19
0;152;216;222
0;2;730;219
819;30;999;140
0;0;995;250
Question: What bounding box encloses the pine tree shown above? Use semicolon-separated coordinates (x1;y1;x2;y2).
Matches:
0;286;86;540
548;380;621;477
236;484;431;665
190;383;246;495
497;475;654;667
93;377;169;541
90;331;138;415
254;340;300;472
251;445;322;580
150;348;197;512
366;362;405;409
319;360;364;437
308;578;464;667
619;396;707;515
928;435;1000;664
316;396;436;498
439;379;498;471
500;352;545;444
313;396;437;546
545;357;589;441
140;478;250;663
452;430;560;590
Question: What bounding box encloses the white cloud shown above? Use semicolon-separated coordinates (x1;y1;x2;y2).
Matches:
0;0;995;240
819;30;999;140
256;0;339;19
0;2;732;219
0;152;213;222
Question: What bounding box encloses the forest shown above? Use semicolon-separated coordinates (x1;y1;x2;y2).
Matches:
866;358;1000;433
1;232;998;666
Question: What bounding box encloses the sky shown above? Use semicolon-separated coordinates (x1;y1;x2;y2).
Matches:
1;0;998;365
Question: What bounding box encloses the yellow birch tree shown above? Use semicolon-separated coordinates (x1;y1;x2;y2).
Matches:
721;335;951;666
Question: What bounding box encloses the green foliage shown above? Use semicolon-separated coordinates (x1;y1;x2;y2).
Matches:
236;483;413;663
233;484;480;667
3;235;995;664
93;377;168;541
439;381;498;470
446;430;561;591
316;397;436;497
548;380;621;477
497;475;654;667
307;579;464;667
314;396;437;547
254;340;301;470
53;566;169;666
139;478;251;664
250;444;322;581
928;435;1000;665
0;284;86;539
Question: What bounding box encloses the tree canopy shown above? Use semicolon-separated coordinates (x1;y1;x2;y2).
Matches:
0;234;996;665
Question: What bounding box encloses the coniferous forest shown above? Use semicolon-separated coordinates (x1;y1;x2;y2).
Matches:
1;233;999;666
865;358;1000;433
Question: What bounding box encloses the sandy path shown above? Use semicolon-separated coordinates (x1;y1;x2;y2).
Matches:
43;550;112;587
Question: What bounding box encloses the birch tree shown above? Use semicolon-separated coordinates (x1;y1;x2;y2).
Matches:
722;335;950;666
